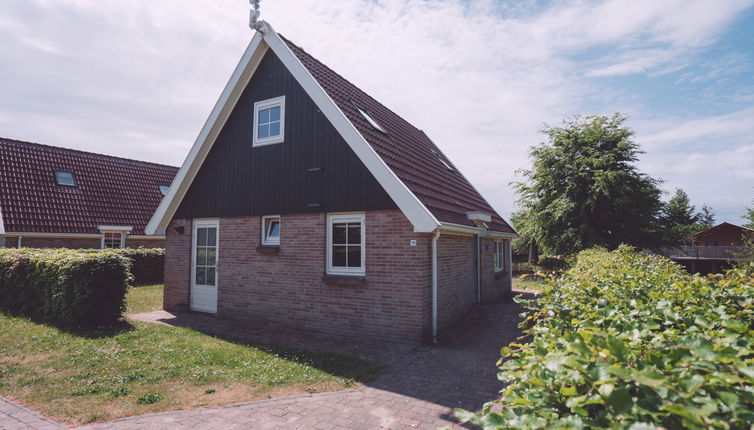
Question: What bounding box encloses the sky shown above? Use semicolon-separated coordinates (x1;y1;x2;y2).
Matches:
1;0;753;224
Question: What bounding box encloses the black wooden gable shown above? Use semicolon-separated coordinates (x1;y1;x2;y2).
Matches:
174;50;397;219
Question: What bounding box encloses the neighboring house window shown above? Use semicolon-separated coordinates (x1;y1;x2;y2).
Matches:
55;170;76;186
327;213;365;276
261;215;281;245
253;96;285;147
158;184;170;196
494;241;505;272
352;101;387;134
102;231;124;249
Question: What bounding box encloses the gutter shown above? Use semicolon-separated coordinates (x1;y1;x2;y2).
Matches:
431;229;441;344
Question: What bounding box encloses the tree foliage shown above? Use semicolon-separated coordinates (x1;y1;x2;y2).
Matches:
659;189;713;242
512;114;664;255
744;199;754;229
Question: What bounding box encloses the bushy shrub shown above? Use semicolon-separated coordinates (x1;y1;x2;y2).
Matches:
459;246;754;429
0;248;130;325
116;248;164;285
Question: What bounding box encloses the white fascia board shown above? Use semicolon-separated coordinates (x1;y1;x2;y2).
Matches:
262;23;440;233
98;225;133;232
145;32;268;235
440;222;519;238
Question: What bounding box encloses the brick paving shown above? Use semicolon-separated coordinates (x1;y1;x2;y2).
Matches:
3;296;530;429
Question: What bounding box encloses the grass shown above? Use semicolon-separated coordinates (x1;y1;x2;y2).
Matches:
0;285;381;424
512;277;544;291
125;284;163;314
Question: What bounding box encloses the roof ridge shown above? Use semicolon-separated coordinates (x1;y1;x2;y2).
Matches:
0;136;179;170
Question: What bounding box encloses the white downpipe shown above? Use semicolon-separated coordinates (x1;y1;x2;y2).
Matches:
17;236;22;248
431;229;441;344
476;235;481;303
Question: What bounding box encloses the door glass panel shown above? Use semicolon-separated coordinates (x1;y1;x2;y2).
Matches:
194;226;217;286
197;228;207;246
206;249;216;266
195;266;206;285
207;228;216;246
206;268;216;286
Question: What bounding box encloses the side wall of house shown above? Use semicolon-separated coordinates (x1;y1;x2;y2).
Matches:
164;210;432;343
480;237;512;301
436;234;475;331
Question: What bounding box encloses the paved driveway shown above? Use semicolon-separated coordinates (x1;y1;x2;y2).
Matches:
3;297;527;429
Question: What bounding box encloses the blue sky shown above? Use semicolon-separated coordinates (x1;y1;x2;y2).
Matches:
1;0;752;224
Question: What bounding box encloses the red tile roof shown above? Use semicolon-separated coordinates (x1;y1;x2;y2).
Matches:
0;137;178;235
282;37;515;234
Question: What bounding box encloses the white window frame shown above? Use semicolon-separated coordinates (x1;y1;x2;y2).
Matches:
326;213;366;276
253;96;285;147
261;215;281;246
494;241;505;272
98;225;131;249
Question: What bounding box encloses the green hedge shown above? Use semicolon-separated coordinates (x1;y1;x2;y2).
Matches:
459;246;754;429
116;248;164;285
0;248;130;325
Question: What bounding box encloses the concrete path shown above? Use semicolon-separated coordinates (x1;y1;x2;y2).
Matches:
0;396;63;430
5;296;530;429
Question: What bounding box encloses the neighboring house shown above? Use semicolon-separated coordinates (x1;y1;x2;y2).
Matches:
0;137;178;249
662;222;752;274
147;22;518;344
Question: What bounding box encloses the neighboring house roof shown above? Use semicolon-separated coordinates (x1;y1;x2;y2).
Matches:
147;22;516;237
0;137;178;235
684;222;754;242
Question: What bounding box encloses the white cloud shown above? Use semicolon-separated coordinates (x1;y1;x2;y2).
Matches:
0;0;752;224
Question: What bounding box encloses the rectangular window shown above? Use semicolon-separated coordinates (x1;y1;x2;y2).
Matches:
327;213;365;276
494;241;505;272
55;170;76;186
102;232;124;249
261;215;281;245
253;96;285;147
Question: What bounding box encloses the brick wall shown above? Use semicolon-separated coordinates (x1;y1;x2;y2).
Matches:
0;235;164;249
480;238;511;301
436;234;475;331
164;219;192;312
164;211;432;343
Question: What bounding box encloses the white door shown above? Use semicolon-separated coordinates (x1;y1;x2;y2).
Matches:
191;220;219;313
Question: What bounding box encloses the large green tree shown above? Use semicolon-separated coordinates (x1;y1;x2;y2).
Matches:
659;188;711;242
744;199;754;228
512;113;664;255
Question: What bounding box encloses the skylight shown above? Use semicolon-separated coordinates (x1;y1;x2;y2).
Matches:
432;150;454;171
158;184;170;196
353;103;387;134
55;171;76;186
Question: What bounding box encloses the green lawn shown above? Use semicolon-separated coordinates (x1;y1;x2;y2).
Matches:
0;285;381;424
125;284;163;314
512;277;544;291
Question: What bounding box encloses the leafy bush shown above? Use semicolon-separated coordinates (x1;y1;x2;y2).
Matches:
0;248;130;325
116;248;164;285
459;246;754;429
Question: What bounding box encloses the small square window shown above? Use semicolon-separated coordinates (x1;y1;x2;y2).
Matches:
158;184;170;196
55;171;76;186
102;232;124;249
327;213;365;276
262;216;280;245
253;96;285;147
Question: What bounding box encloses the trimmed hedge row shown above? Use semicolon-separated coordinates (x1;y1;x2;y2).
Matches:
79;247;165;285
0;248;131;325
460;246;754;429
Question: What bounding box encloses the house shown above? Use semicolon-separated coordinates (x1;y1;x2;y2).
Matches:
662;222;752;273
147;22;518;343
0;137;178;249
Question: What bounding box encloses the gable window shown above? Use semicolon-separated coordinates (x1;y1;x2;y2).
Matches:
262;215;281;245
55;170;76;186
253;96;285;147
494;241;505;272
352;102;387;134
158;184;170;196
102;231;124;249
327;213;365;276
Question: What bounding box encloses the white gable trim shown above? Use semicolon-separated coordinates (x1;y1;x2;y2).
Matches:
146;31;268;234
146;22;440;234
